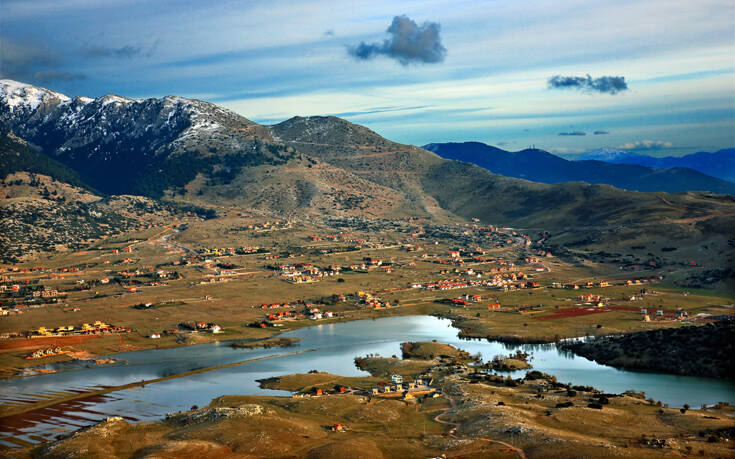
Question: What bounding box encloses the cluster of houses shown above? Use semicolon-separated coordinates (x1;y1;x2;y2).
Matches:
441;293;483;307
640;308;688;322
307;308;334;320
295;374;436;401
305;233;354;242
198;246;261;257
576;294;606;306
2;284;66;299
422;279;471;291
0;266;47;274
1;264;98;277
551;281;611;289
626;277;662;285
173;321;223;334
31;288;64;298
346;258;389;272
148;321;223;338
30;321;131;337
26;347;66;359
238;220;291;232
252;300;306;309
370;375;436;400
419;271;531;292
109;246;134;255
253;306;335;328
356;291;392;309
277;263;342;284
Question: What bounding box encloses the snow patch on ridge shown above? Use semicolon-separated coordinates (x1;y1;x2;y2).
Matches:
0;79;70;112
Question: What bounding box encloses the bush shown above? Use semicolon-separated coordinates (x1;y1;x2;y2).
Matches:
572;385;595;392
587;403;604;410
556;402;574;408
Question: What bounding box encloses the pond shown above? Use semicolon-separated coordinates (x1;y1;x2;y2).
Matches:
1;315;733;447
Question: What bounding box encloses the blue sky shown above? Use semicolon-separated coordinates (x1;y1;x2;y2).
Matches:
2;0;734;156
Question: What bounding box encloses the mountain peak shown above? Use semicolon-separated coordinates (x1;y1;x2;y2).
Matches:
0;78;70;112
99;93;135;106
271;114;388;146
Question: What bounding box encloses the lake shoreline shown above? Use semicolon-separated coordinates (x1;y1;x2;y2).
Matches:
3;314;735;449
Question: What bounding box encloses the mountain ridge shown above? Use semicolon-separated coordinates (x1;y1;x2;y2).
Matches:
2;79;734;234
576;148;735;183
424;141;735;195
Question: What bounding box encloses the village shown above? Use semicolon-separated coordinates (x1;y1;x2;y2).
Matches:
0;210;730;376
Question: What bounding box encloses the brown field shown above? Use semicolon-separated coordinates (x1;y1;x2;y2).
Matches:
0;335;101;350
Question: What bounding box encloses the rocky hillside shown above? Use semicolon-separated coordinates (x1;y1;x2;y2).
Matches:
0;133;212;262
0;169;189;263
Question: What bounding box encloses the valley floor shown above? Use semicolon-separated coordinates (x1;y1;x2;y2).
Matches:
1;211;733;456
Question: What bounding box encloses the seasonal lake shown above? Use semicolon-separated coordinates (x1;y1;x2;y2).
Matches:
2;315;734;447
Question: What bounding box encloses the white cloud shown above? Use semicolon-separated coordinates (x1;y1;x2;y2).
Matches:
616;140;672;150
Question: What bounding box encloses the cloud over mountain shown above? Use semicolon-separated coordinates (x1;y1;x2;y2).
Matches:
548;74;628;94
593;130;609;135
617;140;672;150
348;15;446;65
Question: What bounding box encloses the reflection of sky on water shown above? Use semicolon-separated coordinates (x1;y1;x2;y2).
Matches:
2;315;734;444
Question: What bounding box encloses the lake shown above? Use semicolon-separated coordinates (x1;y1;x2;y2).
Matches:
1;315;733;447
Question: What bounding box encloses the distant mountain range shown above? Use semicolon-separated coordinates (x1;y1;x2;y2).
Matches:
2;79;734;264
575;148;735;183
424;142;735;195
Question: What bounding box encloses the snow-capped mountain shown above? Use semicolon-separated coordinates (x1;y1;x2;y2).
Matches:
0;79;289;195
0;79;72;114
0;79;262;157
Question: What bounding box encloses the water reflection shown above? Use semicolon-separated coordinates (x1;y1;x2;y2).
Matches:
2;315;734;444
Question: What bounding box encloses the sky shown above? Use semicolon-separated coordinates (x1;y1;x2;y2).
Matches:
1;0;734;157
